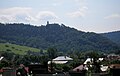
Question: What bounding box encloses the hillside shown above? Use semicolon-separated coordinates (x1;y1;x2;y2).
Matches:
0;23;120;52
0;43;41;55
102;31;120;46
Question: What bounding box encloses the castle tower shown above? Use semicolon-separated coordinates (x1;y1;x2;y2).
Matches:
47;21;49;25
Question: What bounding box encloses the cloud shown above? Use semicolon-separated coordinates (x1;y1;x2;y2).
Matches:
67;6;88;18
36;11;58;20
0;7;32;15
67;0;88;18
0;7;32;23
0;15;15;22
68;11;84;18
104;14;120;19
0;7;59;23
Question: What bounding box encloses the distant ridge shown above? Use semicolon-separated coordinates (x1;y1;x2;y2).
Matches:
0;22;120;52
102;31;120;45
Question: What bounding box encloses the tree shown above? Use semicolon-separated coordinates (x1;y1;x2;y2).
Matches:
47;48;57;59
47;48;58;72
85;51;101;73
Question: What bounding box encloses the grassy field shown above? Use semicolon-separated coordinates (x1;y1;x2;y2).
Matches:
0;43;41;55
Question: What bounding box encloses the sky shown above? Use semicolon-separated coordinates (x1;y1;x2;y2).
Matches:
0;0;120;33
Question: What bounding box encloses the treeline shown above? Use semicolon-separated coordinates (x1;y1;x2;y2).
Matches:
0;48;56;68
0;48;102;69
102;31;120;45
0;23;120;52
1;48;120;71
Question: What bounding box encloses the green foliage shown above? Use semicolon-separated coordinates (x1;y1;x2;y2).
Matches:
0;43;41;55
6;49;11;52
85;51;100;58
0;61;10;69
0;51;49;67
54;64;72;72
110;60;120;64
5;45;9;47
47;48;58;59
102;31;120;45
0;23;120;53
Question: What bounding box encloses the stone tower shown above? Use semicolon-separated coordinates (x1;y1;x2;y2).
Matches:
47;21;49;25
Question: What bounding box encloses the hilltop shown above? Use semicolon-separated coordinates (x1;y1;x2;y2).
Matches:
0;22;120;53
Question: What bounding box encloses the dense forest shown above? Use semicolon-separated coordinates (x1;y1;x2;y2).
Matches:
0;23;120;53
102;31;120;46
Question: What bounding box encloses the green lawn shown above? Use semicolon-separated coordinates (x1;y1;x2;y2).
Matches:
0;43;41;55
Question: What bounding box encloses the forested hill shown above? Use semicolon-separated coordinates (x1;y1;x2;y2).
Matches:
0;23;119;52
102;31;120;45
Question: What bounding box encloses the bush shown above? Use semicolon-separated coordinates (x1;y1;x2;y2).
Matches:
6;49;11;52
5;45;9;47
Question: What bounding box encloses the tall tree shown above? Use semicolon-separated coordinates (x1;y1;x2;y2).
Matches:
47;48;57;59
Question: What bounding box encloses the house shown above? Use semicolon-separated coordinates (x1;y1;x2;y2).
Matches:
48;56;73;64
73;64;88;72
0;57;4;61
110;64;120;69
73;57;104;72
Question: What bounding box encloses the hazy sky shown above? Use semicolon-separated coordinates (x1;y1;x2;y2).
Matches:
0;0;120;33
